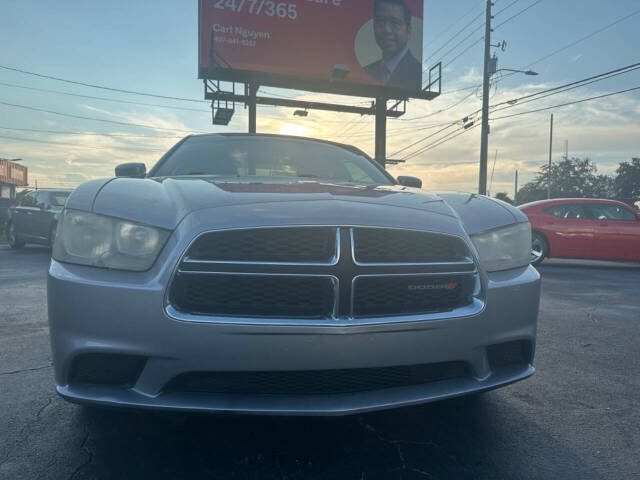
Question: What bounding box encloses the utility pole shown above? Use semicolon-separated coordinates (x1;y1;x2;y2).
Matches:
478;0;493;195
514;170;519;205
248;82;257;134
374;97;387;167
547;113;553;199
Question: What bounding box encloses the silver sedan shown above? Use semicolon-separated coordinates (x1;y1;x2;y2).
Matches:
48;134;540;415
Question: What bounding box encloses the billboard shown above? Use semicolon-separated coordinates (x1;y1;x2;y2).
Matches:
0;159;28;187
199;0;425;99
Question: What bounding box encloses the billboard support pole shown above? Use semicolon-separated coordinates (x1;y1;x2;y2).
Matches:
248;83;258;134
375;97;387;167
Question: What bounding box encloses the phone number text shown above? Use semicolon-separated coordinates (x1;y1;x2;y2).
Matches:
213;0;297;20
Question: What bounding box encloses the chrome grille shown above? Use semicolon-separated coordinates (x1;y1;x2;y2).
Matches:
168;227;480;321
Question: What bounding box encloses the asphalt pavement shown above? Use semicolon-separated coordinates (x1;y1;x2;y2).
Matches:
1;244;639;479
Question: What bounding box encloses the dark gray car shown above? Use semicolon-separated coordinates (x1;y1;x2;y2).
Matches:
6;189;72;249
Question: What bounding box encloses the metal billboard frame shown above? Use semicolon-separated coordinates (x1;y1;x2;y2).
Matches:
198;0;442;167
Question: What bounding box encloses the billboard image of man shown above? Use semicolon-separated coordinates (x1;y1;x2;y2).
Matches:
364;0;421;91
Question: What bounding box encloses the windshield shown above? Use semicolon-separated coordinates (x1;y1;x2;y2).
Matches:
50;192;71;207
151;136;394;185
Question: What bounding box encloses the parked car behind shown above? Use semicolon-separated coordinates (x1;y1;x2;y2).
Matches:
6;189;72;249
520;198;640;265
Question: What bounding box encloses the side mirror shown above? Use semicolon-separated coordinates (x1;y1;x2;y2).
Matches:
115;163;146;178
397;176;422;189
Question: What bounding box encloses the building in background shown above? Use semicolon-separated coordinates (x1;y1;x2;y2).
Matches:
1;158;28;227
0;158;28;200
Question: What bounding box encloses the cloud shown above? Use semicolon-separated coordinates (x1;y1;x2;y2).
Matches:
3;80;639;195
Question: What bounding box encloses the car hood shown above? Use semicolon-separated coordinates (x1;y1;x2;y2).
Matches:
66;177;525;234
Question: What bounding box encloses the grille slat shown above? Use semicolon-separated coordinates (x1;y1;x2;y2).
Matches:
169;227;479;320
353;228;470;264
163;362;470;395
352;274;474;318
170;273;336;318
187;227;337;264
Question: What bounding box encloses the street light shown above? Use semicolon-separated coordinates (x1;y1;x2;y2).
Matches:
495;68;539;76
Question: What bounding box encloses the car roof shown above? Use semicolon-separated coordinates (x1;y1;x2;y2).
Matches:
519;198;630;209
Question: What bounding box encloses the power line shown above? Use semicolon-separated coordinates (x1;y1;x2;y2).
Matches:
0;134;166;152
439;83;484;96
388;122;458;157
522;8;640;69
423;11;485;69
345;117;469;140
494;0;522;16
416;124;480;157
403;123;480;161
490;62;640;114
424;4;484;55
0;100;208;133
400;90;479;122
0;64;205;103
404;66;640;161
0;125;183;139
434;24;486;69
423;0;523;69
407;66;640;159
447;1;635;93
443;36;484;69
441;1;543;70
336;115;370;142
491;85;640;121
0;64;364;110
0;81;211;112
490;6;640;92
494;0;544;30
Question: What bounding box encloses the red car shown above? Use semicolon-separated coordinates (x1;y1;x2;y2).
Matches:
519;198;640;265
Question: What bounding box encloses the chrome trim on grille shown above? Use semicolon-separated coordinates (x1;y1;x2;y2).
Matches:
164;225;484;326
183;226;341;266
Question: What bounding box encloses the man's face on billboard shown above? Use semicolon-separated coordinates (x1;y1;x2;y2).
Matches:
373;2;411;59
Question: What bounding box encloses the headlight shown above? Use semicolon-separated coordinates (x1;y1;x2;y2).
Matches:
471;222;531;272
53;209;170;271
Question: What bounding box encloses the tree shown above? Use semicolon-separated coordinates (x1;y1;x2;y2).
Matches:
614;158;640;208
516;157;611;205
494;192;514;205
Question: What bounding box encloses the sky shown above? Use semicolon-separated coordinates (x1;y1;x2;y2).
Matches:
0;0;639;196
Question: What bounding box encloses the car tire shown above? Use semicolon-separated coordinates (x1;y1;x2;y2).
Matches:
531;231;548;266
7;222;25;249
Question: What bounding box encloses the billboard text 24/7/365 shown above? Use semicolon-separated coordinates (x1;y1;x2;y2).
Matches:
199;0;424;97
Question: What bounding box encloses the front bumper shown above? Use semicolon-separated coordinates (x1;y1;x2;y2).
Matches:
48;255;540;415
